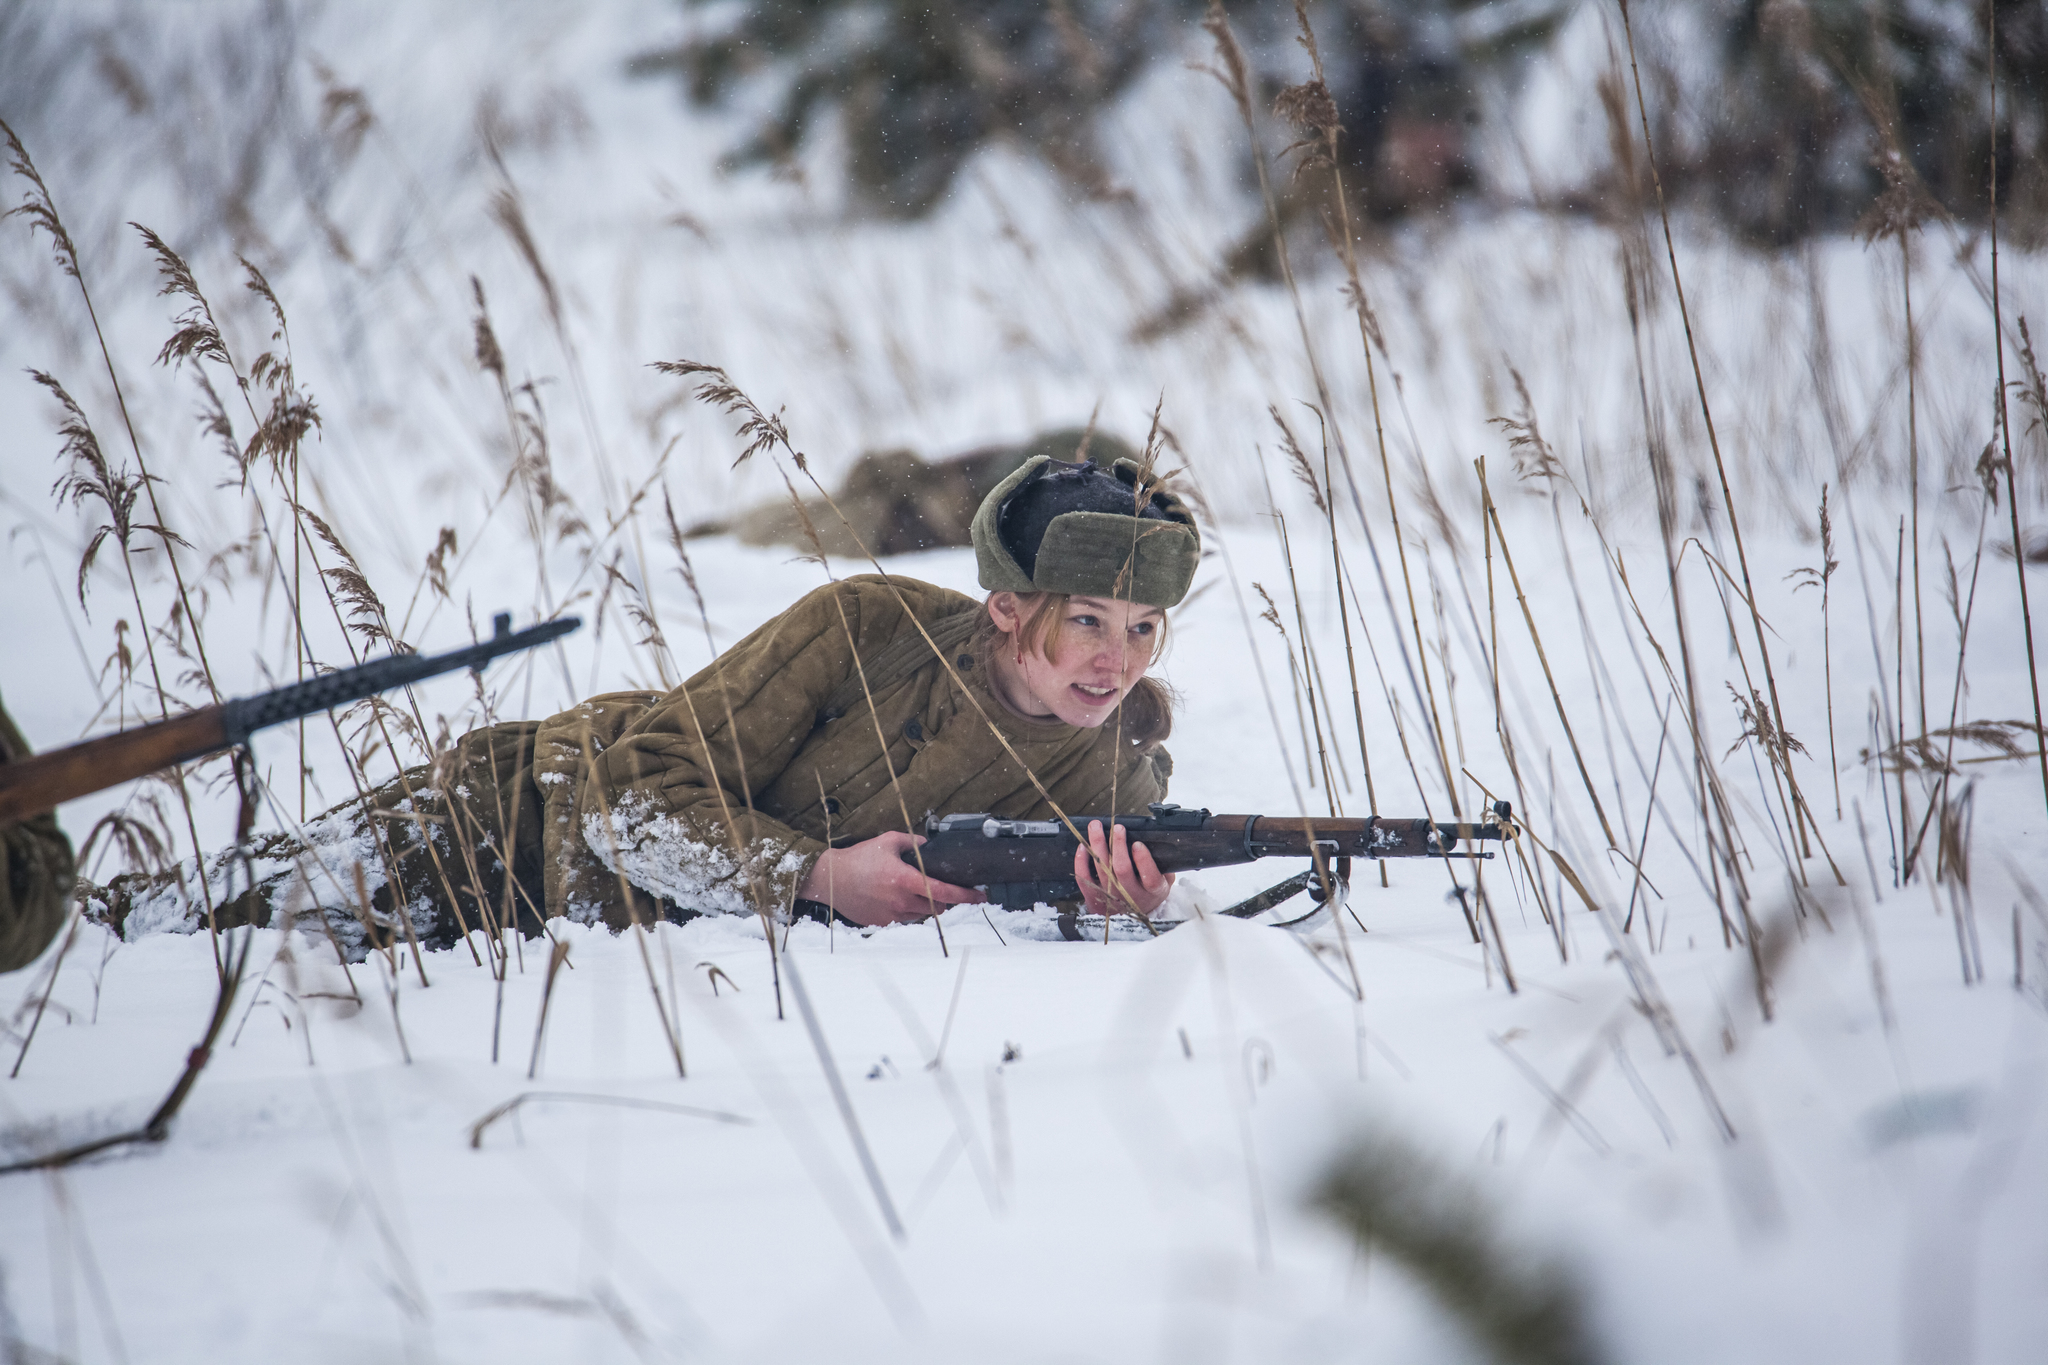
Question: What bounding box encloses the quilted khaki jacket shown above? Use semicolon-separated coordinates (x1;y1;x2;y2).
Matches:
550;575;1171;924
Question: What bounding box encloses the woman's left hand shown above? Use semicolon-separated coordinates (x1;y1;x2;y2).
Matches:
1073;820;1175;917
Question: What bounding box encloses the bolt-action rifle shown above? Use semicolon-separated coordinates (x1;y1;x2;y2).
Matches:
0;613;580;825
907;800;1514;929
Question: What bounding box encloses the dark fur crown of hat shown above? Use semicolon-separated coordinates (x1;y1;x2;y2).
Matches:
970;455;1201;607
996;459;1168;577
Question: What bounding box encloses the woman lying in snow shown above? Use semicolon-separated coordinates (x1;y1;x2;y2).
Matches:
88;455;1201;953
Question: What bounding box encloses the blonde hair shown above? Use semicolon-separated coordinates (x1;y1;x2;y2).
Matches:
974;592;1174;745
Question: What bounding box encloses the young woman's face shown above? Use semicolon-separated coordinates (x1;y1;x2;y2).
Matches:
987;593;1164;728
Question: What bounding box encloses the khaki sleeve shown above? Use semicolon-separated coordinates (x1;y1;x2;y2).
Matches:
1;700;78;973
575;580;910;915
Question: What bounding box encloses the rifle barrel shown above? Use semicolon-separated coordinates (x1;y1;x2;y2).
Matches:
0;615;579;825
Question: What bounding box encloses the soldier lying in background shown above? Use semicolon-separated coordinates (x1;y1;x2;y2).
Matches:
1;696;77;973
689;427;1138;558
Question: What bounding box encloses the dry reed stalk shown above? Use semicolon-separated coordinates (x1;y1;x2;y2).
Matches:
475;181;675;695
564;728;699;1074
781;950;906;1241
1902;515;1994;879
659;499;790;1015
868;968;1005;1214
1474;877;1518;995
4;127;221;704
292;866;360;1002
1337;555;1463;891
471;277;567;627
1275;406;1375;802
468;1092;749;1149
1905;226;1926;745
1542;835;1738;1139
1984;7;2048;814
1597;545;1766;980
1789;486;1843;816
1425;561;1472;805
0;930;253;1176
1254;454;1323;794
2015;903;2024;990
1273;513;1342;812
1531;467;1641;862
147;230;492;966
526;935;572;1080
1175;451;1311;815
1896;519;1911;881
1686;538;1813;882
1475;461;1562;945
1615;214;1729;935
1528;382;1750;927
350;862;411;1063
628;914;688;1079
483;167;638;598
31;372;224;956
1207;3;1462;820
1616;1;1826;867
9;907;81;1079
928;949;971;1071
1293;9;1462;819
1306;633;1355;795
823;584;950;952
816;770;836;951
1317;428;1387;885
1622;700;1675;935
244;775;417;1005
492;927;510;1063
1477;463;1619;851
471;711;531;983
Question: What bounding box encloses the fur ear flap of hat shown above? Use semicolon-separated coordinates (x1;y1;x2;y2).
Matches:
970;455;1202;607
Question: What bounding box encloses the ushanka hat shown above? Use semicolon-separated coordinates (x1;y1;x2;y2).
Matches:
971;456;1201;608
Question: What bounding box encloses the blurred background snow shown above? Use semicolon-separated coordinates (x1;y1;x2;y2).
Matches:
3;3;2048;1361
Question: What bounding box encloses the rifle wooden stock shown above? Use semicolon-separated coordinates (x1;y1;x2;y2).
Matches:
0;707;229;825
0;613;580;828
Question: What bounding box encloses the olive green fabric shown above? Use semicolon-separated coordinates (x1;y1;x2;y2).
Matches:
1;696;78;973
87;576;1171;950
970;456;1201;607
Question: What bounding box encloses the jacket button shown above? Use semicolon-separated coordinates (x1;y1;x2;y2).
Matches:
823;796;841;815
904;718;924;741
956;653;974;669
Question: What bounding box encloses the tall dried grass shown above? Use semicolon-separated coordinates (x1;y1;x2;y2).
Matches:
4;12;2044;1352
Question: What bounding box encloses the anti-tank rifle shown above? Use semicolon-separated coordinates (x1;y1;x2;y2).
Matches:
907;800;1514;935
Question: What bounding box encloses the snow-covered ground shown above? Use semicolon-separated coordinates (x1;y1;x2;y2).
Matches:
4;2;2047;1361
